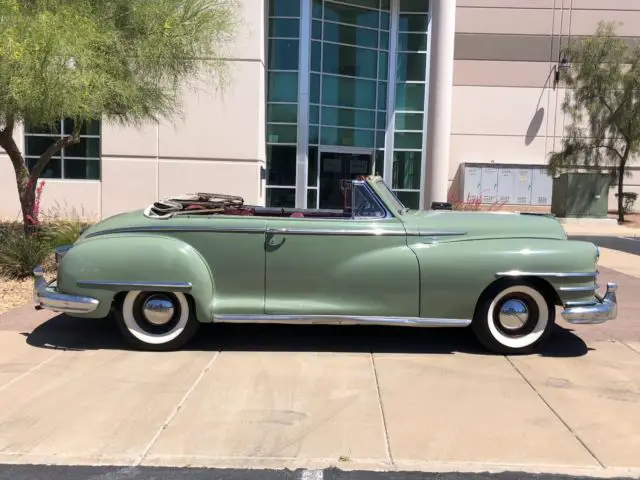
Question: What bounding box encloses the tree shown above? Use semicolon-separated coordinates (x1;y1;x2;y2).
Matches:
0;0;239;231
549;21;640;224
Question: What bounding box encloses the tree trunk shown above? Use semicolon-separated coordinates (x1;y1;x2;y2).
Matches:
617;154;628;225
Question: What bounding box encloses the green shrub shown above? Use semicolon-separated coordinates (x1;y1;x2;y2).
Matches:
42;219;88;248
0;229;54;280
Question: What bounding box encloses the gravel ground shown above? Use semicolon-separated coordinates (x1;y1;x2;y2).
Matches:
0;278;33;315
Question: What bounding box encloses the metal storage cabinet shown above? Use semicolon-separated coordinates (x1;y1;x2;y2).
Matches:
463;166;482;202
497;168;516;204
480;167;498;203
551;172;610;218
531;168;553;205
515;168;533;205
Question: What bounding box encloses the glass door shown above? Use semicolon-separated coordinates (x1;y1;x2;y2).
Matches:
318;150;373;210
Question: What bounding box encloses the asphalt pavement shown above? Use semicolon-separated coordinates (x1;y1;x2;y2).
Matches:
569;235;640;256
0;466;637;480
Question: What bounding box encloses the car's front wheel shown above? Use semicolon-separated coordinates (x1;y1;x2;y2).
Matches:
472;281;555;355
114;291;200;351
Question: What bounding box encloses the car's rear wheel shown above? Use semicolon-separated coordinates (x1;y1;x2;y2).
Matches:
472;281;555;355
114;290;200;351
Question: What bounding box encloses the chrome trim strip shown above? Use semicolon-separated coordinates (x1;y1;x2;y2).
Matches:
418;231;467;237
496;270;598;278
565;300;598;307
214;314;472;328
85;225;266;238
33;266;99;314
266;227;405;236
76;280;192;290
559;283;599;292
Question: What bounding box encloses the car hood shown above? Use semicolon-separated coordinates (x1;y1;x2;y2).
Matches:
404;210;567;241
76;210;153;242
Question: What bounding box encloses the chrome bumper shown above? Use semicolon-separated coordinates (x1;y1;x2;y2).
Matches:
33;266;99;314
561;282;618;324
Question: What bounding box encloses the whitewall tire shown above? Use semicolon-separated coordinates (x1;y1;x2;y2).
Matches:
472;282;555;355
114;290;200;351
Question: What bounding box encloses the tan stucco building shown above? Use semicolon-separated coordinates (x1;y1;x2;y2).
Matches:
1;0;639;220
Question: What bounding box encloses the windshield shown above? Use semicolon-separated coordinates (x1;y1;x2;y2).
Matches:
372;179;409;214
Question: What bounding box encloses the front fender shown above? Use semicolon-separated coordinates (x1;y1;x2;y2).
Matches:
411;237;598;319
57;234;214;321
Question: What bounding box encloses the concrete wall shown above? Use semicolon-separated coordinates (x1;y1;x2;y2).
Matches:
450;0;640;211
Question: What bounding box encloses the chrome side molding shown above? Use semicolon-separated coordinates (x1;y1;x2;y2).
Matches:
496;270;598;278
213;314;472;328
76;280;192;291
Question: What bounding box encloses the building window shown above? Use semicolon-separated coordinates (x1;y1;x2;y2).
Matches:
24;118;101;180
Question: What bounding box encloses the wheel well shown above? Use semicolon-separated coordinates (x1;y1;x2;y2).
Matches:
473;276;561;319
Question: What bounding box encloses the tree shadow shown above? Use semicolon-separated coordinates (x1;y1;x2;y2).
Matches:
525;107;545;145
23;314;592;358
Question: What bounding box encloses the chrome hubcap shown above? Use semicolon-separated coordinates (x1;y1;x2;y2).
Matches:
498;299;529;330
142;294;175;326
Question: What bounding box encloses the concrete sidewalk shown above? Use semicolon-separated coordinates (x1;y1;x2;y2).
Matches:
0;268;639;478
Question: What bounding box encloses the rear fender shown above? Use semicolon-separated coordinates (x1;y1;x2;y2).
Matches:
57;234;214;321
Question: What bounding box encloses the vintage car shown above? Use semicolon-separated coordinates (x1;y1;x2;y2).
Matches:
34;176;617;354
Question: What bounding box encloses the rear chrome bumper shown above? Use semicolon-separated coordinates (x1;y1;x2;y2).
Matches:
561;282;618;325
33;266;99;314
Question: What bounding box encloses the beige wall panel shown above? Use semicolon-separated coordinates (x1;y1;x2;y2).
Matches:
160;62;265;160
101;158;159;218
454;33;553;61
0;156;21;220
553;8;572;36
569;9;640;36
456;7;554;35
449;134;548;178
453;60;554;87
571;0;640;10
158;160;262;205
158;60;265;161
452;86;551;137
549;88;593;137
232;0;266;61
102;122;158;158
36;180;101;220
457;0;553;7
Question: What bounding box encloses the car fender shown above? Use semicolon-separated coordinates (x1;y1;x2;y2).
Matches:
57;234;215;321
409;237;598;320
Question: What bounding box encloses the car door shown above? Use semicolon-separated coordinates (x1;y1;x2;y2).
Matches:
264;185;420;319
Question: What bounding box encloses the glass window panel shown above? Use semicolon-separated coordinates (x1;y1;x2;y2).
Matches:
323;22;378;48
394;132;423;149
310;74;321;102
267;188;296;207
323;2;379;29
64;159;100;180
267;123;298;144
380;11;390;30
65;138;100;158
321;75;376;109
378;51;388;79
311;41;322;71
377;111;387;130
394;190;420;209
26;157;62;179
379;31;389;50
321;106;375;129
320;127;374;148
400;0;429;12
322;43;377;79
398;32;428;51
346;0;380;9
312;19;322;39
268;39;299;70
64;119;100;136
26;121;61;135
395;82;425;111
392;151;422;189
312;0;323;19
398;14;428;32
396;52;426;82
377;81;387;110
374;149;385;176
268;72;298;102
25;136;58;157
308;146;318;186
381;0;391;10
268;103;298;123
309;125;319;144
270;0;300;17
395;112;423;130
267;145;297;186
310;105;319;124
376;130;386;149
307;188;318;209
269;18;299;38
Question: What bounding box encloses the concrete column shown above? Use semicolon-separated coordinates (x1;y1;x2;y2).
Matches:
424;0;456;208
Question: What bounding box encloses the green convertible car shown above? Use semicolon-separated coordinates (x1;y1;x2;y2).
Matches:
34;176;617;354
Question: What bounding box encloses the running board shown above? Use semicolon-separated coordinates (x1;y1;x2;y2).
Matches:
213;314;472;328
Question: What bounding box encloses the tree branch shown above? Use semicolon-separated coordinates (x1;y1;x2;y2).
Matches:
30;124;82;180
0;114;16;138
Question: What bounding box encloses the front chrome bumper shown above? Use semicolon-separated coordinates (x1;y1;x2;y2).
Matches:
561;282;618;324
33;266;99;314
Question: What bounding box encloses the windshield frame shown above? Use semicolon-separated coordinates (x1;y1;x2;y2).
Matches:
368;177;409;215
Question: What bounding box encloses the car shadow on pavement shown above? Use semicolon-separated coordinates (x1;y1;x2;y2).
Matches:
23;314;592;357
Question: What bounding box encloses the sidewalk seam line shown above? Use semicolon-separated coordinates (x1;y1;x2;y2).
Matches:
134;350;221;467
0;349;64;392
505;356;605;469
370;353;394;467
